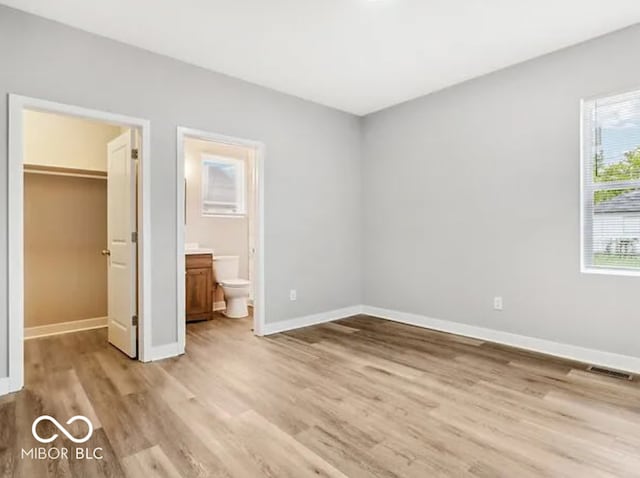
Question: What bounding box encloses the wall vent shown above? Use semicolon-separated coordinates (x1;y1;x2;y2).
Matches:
586;365;633;381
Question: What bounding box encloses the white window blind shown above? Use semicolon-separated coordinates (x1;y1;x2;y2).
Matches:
201;154;246;216
582;89;640;273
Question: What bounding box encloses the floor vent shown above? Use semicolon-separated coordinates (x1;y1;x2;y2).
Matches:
586;365;633;381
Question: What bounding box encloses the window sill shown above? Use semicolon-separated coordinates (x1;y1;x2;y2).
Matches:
581;267;640;277
201;213;247;219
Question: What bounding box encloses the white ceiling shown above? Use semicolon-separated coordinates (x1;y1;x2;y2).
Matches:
3;0;640;115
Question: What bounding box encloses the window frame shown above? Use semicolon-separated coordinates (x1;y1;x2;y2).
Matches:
580;91;640;277
200;153;247;218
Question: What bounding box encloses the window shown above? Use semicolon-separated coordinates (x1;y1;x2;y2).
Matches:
201;154;246;216
582;89;640;274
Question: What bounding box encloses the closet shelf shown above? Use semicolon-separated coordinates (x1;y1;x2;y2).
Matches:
24;164;107;180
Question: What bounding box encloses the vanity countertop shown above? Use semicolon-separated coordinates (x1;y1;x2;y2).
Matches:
185;248;214;255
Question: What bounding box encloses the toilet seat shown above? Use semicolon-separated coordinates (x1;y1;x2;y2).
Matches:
220;279;251;288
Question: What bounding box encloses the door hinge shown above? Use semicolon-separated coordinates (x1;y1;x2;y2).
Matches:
132;148;139;160
132;315;138;326
131;231;138;243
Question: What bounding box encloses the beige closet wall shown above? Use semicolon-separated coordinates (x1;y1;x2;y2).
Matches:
24;111;121;328
24;110;121;171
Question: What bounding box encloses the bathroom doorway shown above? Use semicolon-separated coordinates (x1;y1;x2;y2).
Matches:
176;127;265;350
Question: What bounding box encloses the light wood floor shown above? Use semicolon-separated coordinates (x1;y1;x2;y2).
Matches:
2;315;640;477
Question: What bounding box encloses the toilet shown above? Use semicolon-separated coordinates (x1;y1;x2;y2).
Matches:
212;255;251;318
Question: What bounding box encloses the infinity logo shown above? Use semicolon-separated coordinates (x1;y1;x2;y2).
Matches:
31;415;94;444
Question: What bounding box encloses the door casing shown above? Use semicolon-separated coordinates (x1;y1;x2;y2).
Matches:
6;95;152;394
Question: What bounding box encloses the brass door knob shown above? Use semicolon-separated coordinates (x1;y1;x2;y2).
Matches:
101;249;111;256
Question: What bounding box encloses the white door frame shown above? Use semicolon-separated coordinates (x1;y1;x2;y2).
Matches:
7;95;153;394
176;127;265;350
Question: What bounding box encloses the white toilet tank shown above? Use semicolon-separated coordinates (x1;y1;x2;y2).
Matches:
213;255;239;283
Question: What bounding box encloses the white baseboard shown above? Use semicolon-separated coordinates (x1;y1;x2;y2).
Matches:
24;316;108;339
0;377;9;396
149;342;184;362
9;375;22;393
262;305;363;335
362;305;640;374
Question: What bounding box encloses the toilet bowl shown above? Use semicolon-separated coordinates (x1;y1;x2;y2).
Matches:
213;256;251;318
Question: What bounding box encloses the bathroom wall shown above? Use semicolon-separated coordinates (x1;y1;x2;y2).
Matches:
362;24;640;358
184;137;255;306
0;5;363;376
184;138;253;280
23;111;121;329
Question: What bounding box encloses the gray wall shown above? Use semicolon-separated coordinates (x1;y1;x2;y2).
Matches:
0;6;363;376
3;6;638;379
362;24;640;357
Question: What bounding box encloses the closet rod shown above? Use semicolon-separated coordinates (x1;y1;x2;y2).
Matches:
23;164;107;180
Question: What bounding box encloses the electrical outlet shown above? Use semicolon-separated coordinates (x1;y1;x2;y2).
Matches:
289;289;297;301
493;296;503;311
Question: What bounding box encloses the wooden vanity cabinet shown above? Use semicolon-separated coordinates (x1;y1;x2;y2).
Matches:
185;253;213;322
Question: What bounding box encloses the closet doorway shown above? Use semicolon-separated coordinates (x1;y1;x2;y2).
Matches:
7;96;152;394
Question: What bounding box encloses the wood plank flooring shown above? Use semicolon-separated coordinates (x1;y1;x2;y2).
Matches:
2;314;640;477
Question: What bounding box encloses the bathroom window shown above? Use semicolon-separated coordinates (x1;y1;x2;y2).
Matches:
582;88;640;275
201;154;246;216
